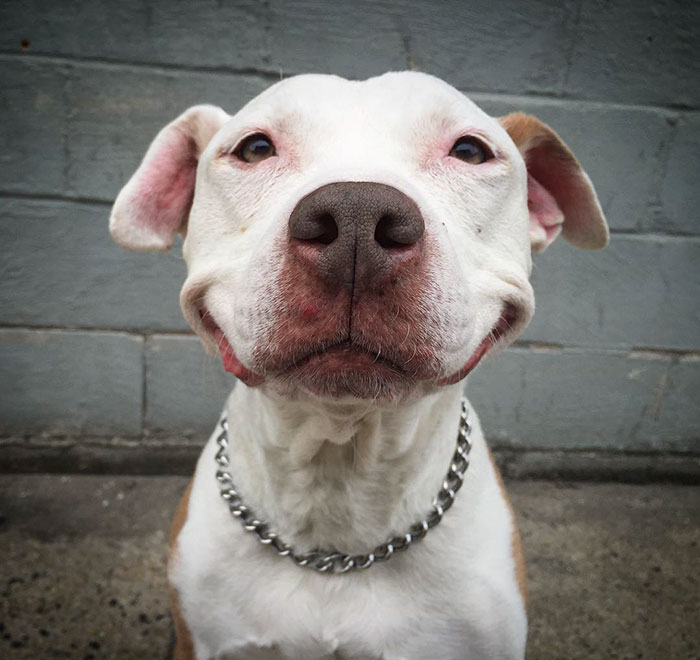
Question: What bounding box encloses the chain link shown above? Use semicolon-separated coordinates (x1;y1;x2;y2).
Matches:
214;398;472;574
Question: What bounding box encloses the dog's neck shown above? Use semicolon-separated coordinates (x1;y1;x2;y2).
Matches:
224;384;464;555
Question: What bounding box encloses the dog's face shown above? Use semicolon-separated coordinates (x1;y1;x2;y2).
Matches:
111;72;608;402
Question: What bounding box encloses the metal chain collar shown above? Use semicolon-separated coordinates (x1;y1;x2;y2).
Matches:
214;398;472;574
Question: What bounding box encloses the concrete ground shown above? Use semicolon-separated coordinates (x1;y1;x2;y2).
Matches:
0;475;698;660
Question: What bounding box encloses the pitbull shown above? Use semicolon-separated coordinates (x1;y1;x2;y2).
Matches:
109;72;608;659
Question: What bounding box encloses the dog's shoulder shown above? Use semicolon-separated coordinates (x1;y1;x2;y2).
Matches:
168;479;196;660
487;449;528;609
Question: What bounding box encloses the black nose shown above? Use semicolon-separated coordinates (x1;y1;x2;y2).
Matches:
288;182;425;287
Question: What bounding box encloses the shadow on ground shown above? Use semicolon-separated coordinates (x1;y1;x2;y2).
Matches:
1;475;698;659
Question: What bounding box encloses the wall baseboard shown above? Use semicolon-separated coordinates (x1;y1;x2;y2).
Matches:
1;437;698;484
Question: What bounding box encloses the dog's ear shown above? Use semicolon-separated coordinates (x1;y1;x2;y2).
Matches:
109;104;230;251
499;112;609;252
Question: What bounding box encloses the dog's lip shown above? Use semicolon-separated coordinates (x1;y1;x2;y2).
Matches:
277;339;407;376
437;304;517;386
199;306;408;383
198;309;265;385
198;303;517;388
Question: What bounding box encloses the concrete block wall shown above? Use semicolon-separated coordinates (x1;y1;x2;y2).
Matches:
1;0;698;478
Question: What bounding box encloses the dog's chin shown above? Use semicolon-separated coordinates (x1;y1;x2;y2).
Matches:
273;344;416;401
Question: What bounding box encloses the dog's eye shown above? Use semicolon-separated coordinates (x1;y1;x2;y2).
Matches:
449;136;493;164
235;133;276;163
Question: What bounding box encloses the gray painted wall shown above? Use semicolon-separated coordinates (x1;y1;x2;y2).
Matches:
1;0;698;476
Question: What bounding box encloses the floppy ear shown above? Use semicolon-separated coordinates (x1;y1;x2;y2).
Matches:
109;104;230;251
499;112;609;252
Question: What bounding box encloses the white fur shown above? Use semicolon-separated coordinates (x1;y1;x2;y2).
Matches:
177;73;535;381
109;71;609;659
170;386;526;659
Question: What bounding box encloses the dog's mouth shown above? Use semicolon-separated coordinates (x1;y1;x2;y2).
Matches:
199;302;518;394
280;340;406;375
198;306;411;397
275;340;410;398
199;309;264;386
437;303;519;386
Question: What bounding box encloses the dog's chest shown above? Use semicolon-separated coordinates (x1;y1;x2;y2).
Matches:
170;422;526;659
173;539;496;660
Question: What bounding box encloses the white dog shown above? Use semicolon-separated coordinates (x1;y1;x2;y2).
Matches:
110;71;608;660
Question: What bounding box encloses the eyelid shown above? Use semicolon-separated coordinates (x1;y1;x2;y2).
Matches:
450;136;493;163
218;130;273;157
452;132;499;157
236;133;274;159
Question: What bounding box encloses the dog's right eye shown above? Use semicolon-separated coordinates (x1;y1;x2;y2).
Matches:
449;136;493;164
234;133;276;163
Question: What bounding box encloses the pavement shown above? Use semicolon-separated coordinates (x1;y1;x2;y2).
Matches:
1;475;698;660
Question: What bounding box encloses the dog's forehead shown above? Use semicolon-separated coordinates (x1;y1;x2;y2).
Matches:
226;72;499;139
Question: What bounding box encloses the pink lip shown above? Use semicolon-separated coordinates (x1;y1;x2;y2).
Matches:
198;302;517;391
437;305;517;386
199;309;265;386
281;341;405;375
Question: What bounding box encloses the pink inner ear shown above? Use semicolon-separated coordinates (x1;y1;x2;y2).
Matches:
133;130;197;241
527;173;564;250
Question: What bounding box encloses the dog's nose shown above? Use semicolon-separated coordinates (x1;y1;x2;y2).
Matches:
288;182;425;287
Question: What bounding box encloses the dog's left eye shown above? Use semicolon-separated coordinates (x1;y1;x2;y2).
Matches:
449;136;493;164
235;133;276;163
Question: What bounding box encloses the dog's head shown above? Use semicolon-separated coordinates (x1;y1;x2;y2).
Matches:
110;72;608;402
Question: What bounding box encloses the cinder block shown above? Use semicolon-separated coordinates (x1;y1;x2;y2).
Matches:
0;329;143;436
2;0;578;92
265;0;407;77
145;334;233;436
0;198;188;330
660;115;700;235
638;356;700;450
401;0;577;95
65;66;269;200
0;0;268;70
466;347;690;452
524;235;700;351
0;58;67;195
565;0;700;106
472;94;674;233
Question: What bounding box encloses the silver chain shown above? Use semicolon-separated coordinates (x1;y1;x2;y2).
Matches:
214;398;472;574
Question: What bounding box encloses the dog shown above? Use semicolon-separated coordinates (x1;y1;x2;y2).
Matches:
109;71;608;659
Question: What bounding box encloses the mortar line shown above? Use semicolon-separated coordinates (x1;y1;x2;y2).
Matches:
1;435;698;457
59;62;71;195
3;51;700;114
0;191;112;206
0;51;289;81
0;324;193;337
2;191;700;241
559;0;583;95
0;324;698;357
141;334;148;437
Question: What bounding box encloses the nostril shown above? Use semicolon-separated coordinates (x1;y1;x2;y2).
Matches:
375;213;424;250
290;211;339;245
375;215;404;249
314;213;339;245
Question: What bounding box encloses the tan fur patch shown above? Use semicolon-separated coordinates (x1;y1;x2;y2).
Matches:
488;450;528;609
499;112;580;173
168;479;196;660
498;111;609;250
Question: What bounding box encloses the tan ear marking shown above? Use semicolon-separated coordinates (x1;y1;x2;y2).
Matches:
500;112;610;251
